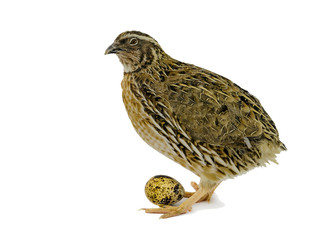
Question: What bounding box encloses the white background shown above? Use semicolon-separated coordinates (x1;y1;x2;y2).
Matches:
1;0;327;239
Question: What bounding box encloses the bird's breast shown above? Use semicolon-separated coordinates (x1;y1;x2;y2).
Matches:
121;74;175;160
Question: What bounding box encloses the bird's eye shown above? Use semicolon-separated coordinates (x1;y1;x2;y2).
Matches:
129;38;138;46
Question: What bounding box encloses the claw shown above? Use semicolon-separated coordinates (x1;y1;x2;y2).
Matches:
141;180;221;218
140;206;190;219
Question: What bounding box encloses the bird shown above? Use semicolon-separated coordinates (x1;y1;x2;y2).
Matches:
105;31;286;218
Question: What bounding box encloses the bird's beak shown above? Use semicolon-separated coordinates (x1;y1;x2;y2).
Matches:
104;44;123;55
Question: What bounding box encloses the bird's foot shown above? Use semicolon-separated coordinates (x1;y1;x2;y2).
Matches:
184;181;219;202
141;180;221;219
140;205;191;219
184;181;199;196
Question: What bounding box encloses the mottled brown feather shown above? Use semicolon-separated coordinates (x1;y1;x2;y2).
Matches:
106;31;286;182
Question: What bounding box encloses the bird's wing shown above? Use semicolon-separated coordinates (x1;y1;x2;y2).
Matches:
155;66;278;147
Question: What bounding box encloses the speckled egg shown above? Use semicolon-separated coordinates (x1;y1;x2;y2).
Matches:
145;175;185;207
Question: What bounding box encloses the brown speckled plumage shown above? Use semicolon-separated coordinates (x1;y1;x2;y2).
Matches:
105;31;286;218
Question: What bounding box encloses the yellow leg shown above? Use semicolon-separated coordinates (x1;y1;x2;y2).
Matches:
184;181;221;202
141;179;221;219
184;181;200;198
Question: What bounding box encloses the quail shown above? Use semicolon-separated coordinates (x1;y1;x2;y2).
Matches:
105;31;286;218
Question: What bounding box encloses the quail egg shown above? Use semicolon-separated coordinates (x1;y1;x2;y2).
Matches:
145;175;185;207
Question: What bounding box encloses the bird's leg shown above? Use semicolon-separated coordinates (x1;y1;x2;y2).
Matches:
141;180;220;219
141;187;208;219
184;181;199;197
184;181;221;202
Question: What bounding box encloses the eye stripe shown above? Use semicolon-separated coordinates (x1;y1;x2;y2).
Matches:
124;34;159;46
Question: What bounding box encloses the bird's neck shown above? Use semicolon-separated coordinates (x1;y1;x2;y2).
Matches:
121;50;179;74
133;55;183;75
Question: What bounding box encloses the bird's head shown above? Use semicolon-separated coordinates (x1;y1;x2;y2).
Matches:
105;31;166;73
